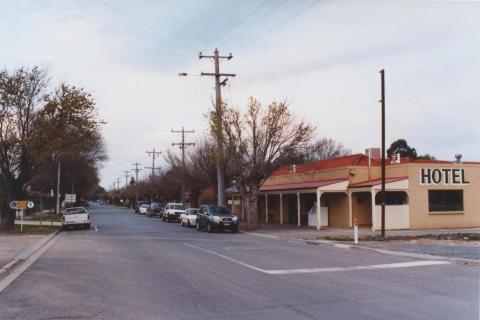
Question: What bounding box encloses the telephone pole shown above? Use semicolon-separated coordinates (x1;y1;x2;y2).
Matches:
132;162;142;205
146;148;161;180
123;170;130;188
172;127;195;204
379;69;386;238
116;178;121;190
179;49;235;206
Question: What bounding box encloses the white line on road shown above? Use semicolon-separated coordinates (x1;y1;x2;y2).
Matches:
183;243;450;275
184;243;265;273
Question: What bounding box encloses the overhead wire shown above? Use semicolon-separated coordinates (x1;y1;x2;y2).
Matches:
237;0;321;50
211;0;274;49
218;0;289;48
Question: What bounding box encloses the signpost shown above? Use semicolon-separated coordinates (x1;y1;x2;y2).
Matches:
65;194;76;204
10;200;34;232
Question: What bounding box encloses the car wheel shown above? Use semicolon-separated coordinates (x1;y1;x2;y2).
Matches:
187;220;191;228
207;223;214;233
196;221;201;231
231;226;238;233
162;215;166;221
86;223;91;230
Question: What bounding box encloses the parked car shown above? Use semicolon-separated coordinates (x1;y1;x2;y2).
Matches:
147;202;165;218
62;207;91;230
139;204;150;215
196;205;239;233
163;203;185;222
180;208;199;227
134;201;147;214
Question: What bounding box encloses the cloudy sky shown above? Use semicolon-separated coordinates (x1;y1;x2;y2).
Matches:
1;0;479;188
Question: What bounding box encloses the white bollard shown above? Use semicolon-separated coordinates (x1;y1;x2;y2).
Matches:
354;224;359;245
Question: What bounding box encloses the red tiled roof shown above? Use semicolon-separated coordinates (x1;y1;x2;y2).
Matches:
270;154;480;177
260;178;347;192
349;176;408;188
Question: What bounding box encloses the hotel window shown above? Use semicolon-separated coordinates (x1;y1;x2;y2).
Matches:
375;191;408;205
428;190;463;212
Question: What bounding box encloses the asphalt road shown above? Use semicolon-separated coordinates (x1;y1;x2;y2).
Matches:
0;203;478;320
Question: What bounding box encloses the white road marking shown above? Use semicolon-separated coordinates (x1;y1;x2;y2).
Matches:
183;243;265;273
94;225;98;232
0;233;59;293
184;243;450;275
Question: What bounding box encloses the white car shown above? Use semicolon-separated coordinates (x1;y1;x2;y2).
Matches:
180;208;199;227
139;204;150;215
62;207;91;230
163;203;185;222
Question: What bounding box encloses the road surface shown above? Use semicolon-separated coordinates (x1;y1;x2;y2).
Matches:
0;203;477;319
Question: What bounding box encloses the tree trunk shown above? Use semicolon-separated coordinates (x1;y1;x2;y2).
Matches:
244;192;259;231
0;198;15;231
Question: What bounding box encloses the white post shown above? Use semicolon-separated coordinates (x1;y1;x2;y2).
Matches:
297;192;301;227
279;193;283;225
265;194;269;223
316;189;322;230
354;221;359;245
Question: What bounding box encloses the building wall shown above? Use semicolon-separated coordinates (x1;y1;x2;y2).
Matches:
407;164;480;229
324;193;349;227
351;192;372;227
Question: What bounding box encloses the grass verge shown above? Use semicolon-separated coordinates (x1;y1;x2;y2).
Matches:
0;224;60;235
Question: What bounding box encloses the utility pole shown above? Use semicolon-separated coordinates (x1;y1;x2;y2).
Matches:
132;162;142;205
172;127;195;204
180;49;235;206
116;178;121;190
145;148;162;180
379;69;386;238
123;170;130;188
56;160;61;215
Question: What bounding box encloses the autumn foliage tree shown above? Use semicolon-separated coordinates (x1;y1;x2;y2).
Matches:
0;67;106;230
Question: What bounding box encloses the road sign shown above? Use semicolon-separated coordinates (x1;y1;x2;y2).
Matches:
65;194;76;203
9;201;18;209
10;200;34;210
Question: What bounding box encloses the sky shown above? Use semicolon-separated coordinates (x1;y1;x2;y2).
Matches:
1;0;479;189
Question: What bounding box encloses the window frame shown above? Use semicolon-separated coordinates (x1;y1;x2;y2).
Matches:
428;189;464;214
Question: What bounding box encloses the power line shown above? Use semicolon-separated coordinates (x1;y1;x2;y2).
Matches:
238;0;320;50
218;0;289;47
212;0;273;48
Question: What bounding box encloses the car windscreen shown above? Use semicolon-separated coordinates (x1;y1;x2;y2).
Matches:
151;203;164;208
141;204;150;208
64;208;87;215
209;206;232;216
187;209;199;215
171;204;184;210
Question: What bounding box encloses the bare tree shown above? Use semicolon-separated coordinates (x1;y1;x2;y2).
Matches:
222;98;315;230
301;138;351;162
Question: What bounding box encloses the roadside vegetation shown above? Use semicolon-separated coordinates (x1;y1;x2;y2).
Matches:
0;66;107;231
321;233;480;242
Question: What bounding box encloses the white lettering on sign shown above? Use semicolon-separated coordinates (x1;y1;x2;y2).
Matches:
420;168;470;185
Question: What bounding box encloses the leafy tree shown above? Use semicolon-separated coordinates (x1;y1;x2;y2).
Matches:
387;139;418;159
0;67;106;230
222;98;315;230
417;154;436;160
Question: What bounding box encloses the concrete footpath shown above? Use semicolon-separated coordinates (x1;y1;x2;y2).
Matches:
0;231;60;280
244;224;480;262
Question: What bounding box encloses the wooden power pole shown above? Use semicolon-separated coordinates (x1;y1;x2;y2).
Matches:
380;69;386;238
132;162;142;205
172;127;195;204
145;148;161;180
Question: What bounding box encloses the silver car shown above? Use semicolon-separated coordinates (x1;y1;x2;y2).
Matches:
180;208;199;227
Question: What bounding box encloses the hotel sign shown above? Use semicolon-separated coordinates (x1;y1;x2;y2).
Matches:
420;168;470;185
